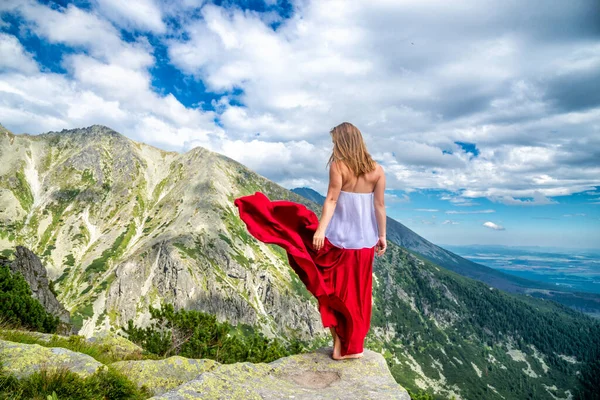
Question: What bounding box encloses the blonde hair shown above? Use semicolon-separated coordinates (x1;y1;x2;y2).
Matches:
327;122;376;177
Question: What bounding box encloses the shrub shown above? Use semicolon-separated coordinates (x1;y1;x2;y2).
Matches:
123;302;305;364
0;265;59;333
0;364;150;400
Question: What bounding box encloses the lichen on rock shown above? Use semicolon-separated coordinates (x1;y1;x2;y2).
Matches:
86;332;144;360
0;339;103;378
152;347;410;400
110;355;219;395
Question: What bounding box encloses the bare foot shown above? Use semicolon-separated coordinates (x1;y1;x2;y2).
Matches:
329;328;342;360
339;352;363;360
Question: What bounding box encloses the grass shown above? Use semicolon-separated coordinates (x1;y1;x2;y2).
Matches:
11;169;34;213
0;363;151;400
84;222;136;280
0;329;150;366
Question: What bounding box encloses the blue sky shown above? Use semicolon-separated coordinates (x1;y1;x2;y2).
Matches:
1;0;599;248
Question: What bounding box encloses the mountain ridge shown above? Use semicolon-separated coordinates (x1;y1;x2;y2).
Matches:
1;124;599;399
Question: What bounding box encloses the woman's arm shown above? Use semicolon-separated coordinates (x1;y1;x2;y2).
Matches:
313;161;343;250
373;165;387;255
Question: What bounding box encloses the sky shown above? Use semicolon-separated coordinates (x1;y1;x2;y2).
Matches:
0;0;599;249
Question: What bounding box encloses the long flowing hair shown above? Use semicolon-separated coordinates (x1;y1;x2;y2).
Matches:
327;122;376;177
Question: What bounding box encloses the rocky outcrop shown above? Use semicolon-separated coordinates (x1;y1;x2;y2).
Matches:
152;347;410;400
111;356;219;395
0;339;103;378
9;246;71;328
86;332;145;360
0;335;410;400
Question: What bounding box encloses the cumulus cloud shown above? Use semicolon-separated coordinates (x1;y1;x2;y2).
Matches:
0;1;223;151
94;0;166;33
164;0;600;199
0;32;38;74
483;221;505;231
0;0;599;206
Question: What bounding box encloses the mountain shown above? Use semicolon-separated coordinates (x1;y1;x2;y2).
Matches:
0;124;319;341
1;124;599;399
291;187;600;316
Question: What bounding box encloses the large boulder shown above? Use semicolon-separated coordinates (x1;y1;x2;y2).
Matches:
86;332;145;360
0;330;144;362
0;339;103;378
110;356;219;395
152;347;411;400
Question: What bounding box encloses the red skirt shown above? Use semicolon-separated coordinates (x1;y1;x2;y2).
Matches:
234;192;375;356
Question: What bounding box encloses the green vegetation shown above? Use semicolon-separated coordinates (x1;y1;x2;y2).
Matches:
368;244;600;400
0;363;150;400
11;169;34;213
70;303;94;332
63;254;75;267
0;265;59;333
80;169;95;185
37;189;80;253
85;222;136;280
123;302;307;364
0;331;148;366
0;250;13;259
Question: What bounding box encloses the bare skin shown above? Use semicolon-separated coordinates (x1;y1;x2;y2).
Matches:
330;327;364;360
315;160;387;361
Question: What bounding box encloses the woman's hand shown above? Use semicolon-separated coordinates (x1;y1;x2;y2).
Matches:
376;236;387;256
313;229;325;251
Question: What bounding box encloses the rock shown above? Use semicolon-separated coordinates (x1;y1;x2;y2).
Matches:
152;347;410;400
0;339;103;379
0;330;143;362
110;356;219;395
9;246;71;328
86;332;145;360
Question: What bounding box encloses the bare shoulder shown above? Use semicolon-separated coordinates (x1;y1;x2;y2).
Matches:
331;159;349;174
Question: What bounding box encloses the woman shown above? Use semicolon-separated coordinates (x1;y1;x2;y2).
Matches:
234;122;386;360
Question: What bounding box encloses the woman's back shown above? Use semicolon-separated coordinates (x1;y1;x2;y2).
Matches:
324;161;383;249
337;161;382;194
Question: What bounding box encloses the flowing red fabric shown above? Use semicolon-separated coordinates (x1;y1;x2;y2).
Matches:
234;192;375;356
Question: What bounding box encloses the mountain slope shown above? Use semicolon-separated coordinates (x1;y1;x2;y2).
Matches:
0;124;319;340
291;187;600;316
1;125;599;399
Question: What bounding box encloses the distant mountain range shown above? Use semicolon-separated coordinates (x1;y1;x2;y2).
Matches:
292;187;600;317
1;124;598;399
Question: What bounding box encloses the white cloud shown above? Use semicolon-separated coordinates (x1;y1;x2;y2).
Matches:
490;191;558;206
385;193;410;204
0;0;599;208
0;33;38;74
446;209;495;214
94;0;166;33
483;221;505;231
6;1;153;69
164;0;600;200
442;220;459;225
0;2;222;151
415;209;439;212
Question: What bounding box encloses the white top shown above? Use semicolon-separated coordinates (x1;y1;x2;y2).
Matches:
325;191;379;249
